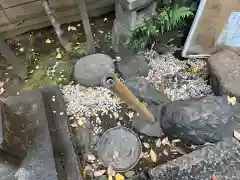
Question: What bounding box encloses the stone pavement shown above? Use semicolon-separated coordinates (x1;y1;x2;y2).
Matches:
0;86;82;180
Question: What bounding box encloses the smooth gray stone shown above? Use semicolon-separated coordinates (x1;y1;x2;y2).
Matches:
74;54;115;87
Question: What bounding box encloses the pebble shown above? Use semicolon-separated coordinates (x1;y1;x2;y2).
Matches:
125;171;135;178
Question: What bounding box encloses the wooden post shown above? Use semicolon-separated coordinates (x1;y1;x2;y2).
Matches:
75;0;95;53
0;40;26;79
41;0;73;53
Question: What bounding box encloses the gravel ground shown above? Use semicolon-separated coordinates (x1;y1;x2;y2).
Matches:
60;50;210;179
62;50;212;118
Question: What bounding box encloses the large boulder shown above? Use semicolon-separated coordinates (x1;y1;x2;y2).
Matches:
160;95;239;145
74;54;115;87
208;49;240;99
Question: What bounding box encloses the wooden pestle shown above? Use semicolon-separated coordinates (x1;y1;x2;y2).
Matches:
101;72;155;123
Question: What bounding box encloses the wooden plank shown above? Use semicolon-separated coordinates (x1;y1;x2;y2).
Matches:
0;0;34;9
75;0;95;53
0;10;9;25
0;4;114;39
194;0;240;53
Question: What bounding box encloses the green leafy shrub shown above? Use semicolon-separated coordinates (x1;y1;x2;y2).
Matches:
128;3;194;51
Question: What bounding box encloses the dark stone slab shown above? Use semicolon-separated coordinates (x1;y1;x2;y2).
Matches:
161;95;239;145
208;50;240;100
0;101;28;160
125;76;169;106
149;138;240;180
40;86;83;180
0;90;58;180
117;55;149;80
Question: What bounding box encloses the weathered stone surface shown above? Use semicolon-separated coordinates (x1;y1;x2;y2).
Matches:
208;50;240;98
74;54;115;86
149;138;240;180
0;101;27;160
125;76;169;105
0;91;58;180
40;86;83;180
118;56;149;79
116;1;157;30
161;95;238;145
120;0;155;11
111;20;132;53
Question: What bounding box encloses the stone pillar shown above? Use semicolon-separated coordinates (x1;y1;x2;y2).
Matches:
0;101;27;160
112;0;157;52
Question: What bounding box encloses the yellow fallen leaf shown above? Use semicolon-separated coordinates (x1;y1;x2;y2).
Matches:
108;175;113;180
82;167;87;177
77;117;86;126
56;53;62;59
227;95;236;106
150;149;157;163
115;173;125;180
70;123;78;128
45;39;52;44
192;67;201;73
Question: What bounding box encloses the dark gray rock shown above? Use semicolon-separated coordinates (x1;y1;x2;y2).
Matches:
208;50;240;99
149;138;240;180
125;76;169;106
117;55;149;80
161;95;238;145
74;54;115;87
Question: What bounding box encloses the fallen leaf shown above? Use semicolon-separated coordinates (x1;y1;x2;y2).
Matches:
163;149;169;156
45;39;52;44
227;96;236;106
82;168;87;177
115;173;125;180
70;26;77;31
70;123;78;127
150;149;157;162
108;176;113;180
192;67;201;73
172;139;181;143
143;142;150;148
0;87;5;95
107;165;115;176
94;170;106;177
19;47;25;52
155;138;162;148
125;171;135;178
234;129;240;141
162;137;171;146
86;154;96;161
78;117;86;126
56;53;62;59
99;30;104;34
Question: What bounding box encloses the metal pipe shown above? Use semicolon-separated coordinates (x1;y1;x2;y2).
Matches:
102;72;155;124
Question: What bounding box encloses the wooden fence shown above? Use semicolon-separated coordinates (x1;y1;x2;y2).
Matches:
0;0;114;39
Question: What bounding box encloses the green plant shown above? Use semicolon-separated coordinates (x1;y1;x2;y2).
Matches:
128;3;194;51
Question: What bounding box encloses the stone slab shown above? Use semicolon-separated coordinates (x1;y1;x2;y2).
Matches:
0;90;58;180
40;86;83;180
208;49;240;99
149;138;240;180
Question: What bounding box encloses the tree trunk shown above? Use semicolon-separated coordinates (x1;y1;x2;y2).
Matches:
41;0;73;53
75;0;95;53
